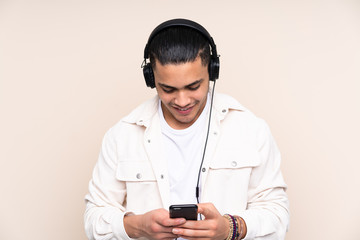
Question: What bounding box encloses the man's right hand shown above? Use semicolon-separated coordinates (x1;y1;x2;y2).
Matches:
124;208;186;240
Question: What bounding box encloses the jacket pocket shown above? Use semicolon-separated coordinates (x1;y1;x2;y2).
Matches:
209;151;260;170
204;153;260;213
115;160;162;213
116;160;156;182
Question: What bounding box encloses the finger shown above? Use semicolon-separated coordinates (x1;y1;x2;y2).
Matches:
178;220;209;230
151;224;181;234
155;232;180;240
173;227;210;238
177;237;207;240
197;203;218;219
161;232;180;238
160;217;186;227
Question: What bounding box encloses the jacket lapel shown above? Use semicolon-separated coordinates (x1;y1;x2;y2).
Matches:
199;113;220;199
143;113;171;209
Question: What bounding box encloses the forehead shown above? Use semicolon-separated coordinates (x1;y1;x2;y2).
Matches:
153;57;208;87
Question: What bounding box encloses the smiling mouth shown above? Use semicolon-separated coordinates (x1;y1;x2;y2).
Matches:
173;105;194;115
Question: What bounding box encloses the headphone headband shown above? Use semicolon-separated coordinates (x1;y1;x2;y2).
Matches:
144;18;218;59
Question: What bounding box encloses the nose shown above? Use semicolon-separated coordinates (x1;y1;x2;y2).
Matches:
174;90;191;107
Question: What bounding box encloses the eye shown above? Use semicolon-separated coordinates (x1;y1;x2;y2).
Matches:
188;85;200;91
162;87;175;93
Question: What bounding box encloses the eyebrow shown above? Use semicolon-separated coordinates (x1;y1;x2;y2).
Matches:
158;79;203;90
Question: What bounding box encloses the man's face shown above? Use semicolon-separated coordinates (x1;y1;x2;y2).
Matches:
154;57;210;130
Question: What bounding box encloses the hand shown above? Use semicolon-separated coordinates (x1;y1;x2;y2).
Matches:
124;208;186;240
172;203;229;240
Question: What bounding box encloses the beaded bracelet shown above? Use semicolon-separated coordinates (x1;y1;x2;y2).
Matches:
223;214;234;240
229;214;237;240
233;215;240;240
234;215;244;240
224;214;246;240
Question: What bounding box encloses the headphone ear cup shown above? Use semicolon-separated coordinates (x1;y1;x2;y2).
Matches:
143;63;156;88
208;57;220;81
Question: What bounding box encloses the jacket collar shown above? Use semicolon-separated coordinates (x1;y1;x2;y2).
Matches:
121;91;246;126
121;96;159;127
212;92;246;118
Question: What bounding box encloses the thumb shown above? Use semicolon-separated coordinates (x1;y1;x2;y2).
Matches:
197;203;219;219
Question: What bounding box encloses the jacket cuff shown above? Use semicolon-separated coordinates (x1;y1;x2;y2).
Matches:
240;211;257;240
111;209;134;240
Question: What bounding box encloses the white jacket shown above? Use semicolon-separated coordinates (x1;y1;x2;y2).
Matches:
85;92;289;240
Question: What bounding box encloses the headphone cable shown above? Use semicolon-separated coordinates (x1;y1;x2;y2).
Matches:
196;80;216;208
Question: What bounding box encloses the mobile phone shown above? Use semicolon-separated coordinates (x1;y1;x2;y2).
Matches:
169;204;198;220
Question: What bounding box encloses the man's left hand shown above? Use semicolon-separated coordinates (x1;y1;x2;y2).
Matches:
171;202;229;240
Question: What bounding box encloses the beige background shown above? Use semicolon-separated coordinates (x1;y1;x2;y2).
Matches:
1;0;359;239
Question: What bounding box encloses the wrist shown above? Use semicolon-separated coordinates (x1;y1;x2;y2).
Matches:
124;214;142;238
222;215;231;240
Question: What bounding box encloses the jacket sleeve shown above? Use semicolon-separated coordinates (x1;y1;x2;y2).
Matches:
84;128;133;240
241;120;290;240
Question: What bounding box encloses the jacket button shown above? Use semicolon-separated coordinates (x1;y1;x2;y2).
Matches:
136;173;142;179
231;161;237;167
202;168;206;172
222;109;227;113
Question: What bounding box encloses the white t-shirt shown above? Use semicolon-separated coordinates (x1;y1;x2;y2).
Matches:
159;95;210;205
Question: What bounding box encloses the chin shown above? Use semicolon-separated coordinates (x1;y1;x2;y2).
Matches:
177;117;195;125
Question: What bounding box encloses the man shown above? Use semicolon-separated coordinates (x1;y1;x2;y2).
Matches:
85;19;289;240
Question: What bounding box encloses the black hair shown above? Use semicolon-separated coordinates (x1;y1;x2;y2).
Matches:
148;26;211;69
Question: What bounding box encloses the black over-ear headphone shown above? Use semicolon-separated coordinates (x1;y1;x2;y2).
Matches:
142;18;220;88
